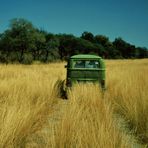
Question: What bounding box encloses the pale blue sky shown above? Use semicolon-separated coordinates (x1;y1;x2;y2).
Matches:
0;0;148;47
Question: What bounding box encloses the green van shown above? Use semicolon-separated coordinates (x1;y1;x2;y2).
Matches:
65;54;105;88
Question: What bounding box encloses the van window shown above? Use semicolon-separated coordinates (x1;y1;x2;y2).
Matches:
74;60;99;68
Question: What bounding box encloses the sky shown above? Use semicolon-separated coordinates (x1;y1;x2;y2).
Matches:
0;0;148;48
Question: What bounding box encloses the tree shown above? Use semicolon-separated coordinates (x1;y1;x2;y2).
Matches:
58;34;76;60
76;38;98;54
137;47;148;58
9;18;45;63
113;37;129;58
112;37;142;58
0;30;15;63
0;18;148;62
43;36;59;62
95;35;115;58
32;29;46;60
95;35;109;46
58;34;100;60
81;31;94;43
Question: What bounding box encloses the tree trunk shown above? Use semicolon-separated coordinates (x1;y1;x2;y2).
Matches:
59;47;63;60
45;50;49;62
32;50;36;61
19;48;24;63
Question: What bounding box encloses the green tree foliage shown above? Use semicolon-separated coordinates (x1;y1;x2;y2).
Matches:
58;34;75;60
0;18;45;63
58;34;100;60
0;30;14;63
32;29;46;61
112;37;140;58
95;35;109;45
44;37;60;62
0;18;147;64
137;47;148;58
11;18;36;62
81;31;95;42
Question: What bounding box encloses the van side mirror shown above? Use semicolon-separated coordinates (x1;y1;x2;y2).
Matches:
65;65;67;68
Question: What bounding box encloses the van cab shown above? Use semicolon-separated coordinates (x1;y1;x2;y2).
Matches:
65;54;105;88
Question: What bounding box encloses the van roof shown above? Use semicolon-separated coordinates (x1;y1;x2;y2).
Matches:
70;54;102;59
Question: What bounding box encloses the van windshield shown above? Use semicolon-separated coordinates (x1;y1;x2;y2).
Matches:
73;60;99;68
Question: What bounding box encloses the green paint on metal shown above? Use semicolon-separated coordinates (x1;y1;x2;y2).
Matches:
70;54;102;59
65;54;106;88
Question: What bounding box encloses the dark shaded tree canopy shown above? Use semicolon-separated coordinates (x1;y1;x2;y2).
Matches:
0;18;147;64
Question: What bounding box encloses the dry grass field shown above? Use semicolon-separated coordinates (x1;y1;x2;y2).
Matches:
0;59;147;148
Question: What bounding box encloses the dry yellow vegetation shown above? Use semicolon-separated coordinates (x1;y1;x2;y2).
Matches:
0;59;147;147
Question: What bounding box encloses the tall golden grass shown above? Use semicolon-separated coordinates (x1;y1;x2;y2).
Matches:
0;59;147;147
105;59;148;144
0;64;64;147
53;84;134;148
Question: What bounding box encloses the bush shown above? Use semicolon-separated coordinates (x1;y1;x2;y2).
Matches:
0;52;8;63
22;53;33;64
8;52;20;63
